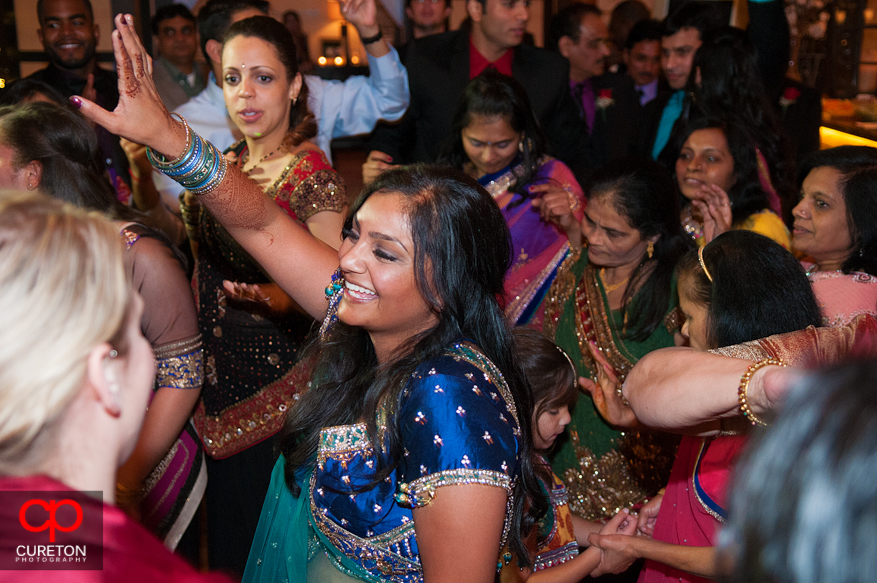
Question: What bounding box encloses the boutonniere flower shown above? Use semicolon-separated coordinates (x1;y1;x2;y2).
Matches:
596;89;614;121
779;87;801;118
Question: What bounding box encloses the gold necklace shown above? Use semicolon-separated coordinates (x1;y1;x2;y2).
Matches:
244;144;284;173
599;268;630;293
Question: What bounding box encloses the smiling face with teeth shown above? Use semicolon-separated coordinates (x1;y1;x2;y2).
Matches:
337;191;439;364
37;0;99;75
221;34;301;145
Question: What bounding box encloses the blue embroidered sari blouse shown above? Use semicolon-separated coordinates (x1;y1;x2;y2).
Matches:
309;342;522;581
244;342;522;583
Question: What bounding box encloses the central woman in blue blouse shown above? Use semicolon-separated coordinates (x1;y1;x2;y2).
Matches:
243;167;547;583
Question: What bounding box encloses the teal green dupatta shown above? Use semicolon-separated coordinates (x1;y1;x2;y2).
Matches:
243;458;377;583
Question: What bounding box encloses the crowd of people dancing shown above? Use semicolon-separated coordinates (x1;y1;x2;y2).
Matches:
2;0;877;582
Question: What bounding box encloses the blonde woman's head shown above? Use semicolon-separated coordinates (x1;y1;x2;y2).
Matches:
0;191;134;472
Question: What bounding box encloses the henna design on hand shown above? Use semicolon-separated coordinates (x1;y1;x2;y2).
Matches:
200;168;275;245
134;53;147;79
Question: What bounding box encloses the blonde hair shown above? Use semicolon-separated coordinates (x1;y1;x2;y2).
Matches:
0;191;132;470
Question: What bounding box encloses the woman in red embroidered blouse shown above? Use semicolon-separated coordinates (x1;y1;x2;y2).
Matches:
180;16;347;575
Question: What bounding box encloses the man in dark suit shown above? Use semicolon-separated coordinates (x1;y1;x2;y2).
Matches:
637;2;722;161
623;19;665;106
549;3;641;170
364;0;590;183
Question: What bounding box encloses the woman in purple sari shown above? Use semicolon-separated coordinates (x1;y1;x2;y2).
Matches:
439;70;585;325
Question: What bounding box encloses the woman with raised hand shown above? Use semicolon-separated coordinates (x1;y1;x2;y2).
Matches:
76;14;546;583
675;117;790;248
437;70;585;325
0;102;204;553
0;191;226;582
178;15;347;573
583;231;822;582
529;158;691;524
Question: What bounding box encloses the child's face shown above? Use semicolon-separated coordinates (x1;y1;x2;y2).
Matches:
679;279;711;350
534;404;571;451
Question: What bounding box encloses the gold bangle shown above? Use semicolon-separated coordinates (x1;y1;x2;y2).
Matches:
738;357;787;426
150;114;192;167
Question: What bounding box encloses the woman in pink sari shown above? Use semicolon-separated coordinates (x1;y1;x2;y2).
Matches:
793;146;877;326
438;70;585;325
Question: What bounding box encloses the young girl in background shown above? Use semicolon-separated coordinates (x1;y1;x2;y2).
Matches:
501;329;636;582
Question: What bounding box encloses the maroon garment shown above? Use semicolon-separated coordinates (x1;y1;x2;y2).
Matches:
0;475;230;582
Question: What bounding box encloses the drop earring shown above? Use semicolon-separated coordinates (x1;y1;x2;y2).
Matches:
647;242;654;259
319;268;345;340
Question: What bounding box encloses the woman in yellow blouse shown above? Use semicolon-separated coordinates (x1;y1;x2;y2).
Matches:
675;117;790;248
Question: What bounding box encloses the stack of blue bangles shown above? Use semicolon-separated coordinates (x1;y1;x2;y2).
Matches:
146;115;228;195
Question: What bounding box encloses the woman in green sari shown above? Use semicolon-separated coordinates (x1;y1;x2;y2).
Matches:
536;159;692;521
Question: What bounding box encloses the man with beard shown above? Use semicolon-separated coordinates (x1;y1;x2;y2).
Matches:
26;0;129;191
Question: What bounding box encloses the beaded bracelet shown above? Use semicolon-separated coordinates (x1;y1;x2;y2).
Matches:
738;357;787;426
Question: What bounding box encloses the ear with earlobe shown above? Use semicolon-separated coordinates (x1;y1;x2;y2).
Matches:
22;160;43;191
467;0;484;22
85;343;122;417
558;36;573;59
206;39;223;68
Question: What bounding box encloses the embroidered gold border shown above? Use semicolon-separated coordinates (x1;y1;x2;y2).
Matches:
573;265;635;382
309;470;422;582
505;243;570;325
542;247;582;338
402;468;512;508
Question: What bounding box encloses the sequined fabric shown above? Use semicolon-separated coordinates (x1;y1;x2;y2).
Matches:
499;459;578;582
308;342;520;582
539;250;678;520
710;314;877;366
155;336;204;389
192;144;346;459
267;148;347;222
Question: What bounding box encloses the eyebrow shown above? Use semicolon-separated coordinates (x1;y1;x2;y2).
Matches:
584;211;624;235
369;231;409;251
44;13;88;22
351;216;409;252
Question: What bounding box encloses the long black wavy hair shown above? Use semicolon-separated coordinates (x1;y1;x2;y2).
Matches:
586;158;693;342
797;146;877;276
278;165;548;566
437;69;548;201
676;116;772;226
677;230;821;348
222;16;316;149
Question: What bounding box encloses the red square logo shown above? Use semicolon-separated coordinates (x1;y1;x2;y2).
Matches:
0;490;104;570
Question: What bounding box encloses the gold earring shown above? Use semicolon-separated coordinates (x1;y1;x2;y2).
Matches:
647;241;654;259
